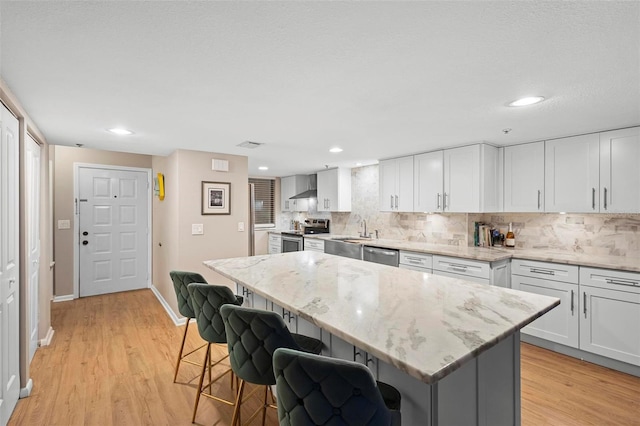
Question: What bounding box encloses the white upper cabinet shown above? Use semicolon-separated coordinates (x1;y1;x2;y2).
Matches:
280;175;309;212
443;144;500;213
544;127;640;213
379;156;413;212
414;151;444;212
504;141;545;212
545;134;600;213
600;127;640;213
317;167;351;212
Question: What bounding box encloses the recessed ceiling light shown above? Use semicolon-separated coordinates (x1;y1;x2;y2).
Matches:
508;96;545;107
258;166;269;171
107;127;134;135
329;147;343;153
355;162;363;166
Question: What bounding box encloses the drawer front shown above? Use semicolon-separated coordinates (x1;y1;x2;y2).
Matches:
268;233;281;244
399;264;432;274
268;243;281;254
432;255;490;280
512;258;579;284
580;267;640;294
399;251;433;269
433;269;489;285
303;239;325;251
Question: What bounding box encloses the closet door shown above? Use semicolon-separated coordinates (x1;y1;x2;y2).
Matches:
0;103;21;426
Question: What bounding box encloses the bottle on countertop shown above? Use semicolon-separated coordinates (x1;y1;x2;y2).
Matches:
505;222;515;248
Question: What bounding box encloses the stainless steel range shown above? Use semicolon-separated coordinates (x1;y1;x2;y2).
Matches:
281;219;330;253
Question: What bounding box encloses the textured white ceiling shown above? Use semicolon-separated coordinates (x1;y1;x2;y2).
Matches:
1;1;639;177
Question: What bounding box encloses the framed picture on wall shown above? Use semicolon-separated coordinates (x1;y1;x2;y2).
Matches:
202;181;231;215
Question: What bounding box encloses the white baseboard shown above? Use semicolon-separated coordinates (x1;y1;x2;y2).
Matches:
39;326;55;347
52;294;74;302
19;378;33;398
150;284;186;326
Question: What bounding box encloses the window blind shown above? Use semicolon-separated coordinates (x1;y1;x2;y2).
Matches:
249;178;275;226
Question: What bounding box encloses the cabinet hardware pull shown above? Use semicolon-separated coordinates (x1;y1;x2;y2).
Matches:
530;268;555;275
583;292;587;317
437;193;441;209
390;195;394;209
395;195;398;209
448;263;468;269
592;188;596;210
604;187;608;210
366;357;374;366
537;190;541;210
605;278;639;287
443;192;448;210
353;347;362;362
570;290;574;314
452;266;468;273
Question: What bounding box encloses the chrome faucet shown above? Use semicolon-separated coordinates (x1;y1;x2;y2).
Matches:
360;220;368;238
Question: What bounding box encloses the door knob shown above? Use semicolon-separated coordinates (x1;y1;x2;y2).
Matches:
82;240;89;245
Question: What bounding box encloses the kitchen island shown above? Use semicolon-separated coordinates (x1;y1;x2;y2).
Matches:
205;251;559;425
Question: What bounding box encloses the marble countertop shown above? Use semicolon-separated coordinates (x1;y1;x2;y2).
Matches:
304;234;640;272
204;251;559;384
506;248;640;273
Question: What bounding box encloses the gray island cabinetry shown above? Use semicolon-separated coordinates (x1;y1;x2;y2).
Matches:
205;251;558;425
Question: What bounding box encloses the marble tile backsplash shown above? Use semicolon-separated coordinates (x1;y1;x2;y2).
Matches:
279;164;640;257
477;213;640;258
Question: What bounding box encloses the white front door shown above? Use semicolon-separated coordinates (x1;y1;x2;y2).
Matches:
26;135;41;362
78;166;149;297
0;103;21;425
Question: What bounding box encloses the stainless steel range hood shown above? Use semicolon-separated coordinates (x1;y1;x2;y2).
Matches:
290;174;317;199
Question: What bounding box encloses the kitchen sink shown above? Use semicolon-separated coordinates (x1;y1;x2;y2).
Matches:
329;236;371;242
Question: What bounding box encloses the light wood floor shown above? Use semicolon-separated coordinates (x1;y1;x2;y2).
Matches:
9;289;640;426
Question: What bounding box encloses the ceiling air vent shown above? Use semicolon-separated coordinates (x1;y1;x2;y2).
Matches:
237;141;264;149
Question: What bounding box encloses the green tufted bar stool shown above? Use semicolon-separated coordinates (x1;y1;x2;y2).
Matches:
273;347;402;426
220;304;324;426
187;283;245;423
169;270;209;382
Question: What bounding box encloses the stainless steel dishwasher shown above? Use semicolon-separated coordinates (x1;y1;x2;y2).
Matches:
324;239;363;260
363;246;399;267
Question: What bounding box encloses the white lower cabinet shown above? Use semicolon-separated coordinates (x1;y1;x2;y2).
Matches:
511;259;579;347
236;283;268;310
579;267;640;366
432;255;509;287
512;274;579;347
398;250;432;273
269;301;322;342
268;233;281;254
303;238;324;252
514;261;640;368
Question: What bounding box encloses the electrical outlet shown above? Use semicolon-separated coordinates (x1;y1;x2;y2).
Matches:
238;222;245;232
192;224;204;235
58;219;70;230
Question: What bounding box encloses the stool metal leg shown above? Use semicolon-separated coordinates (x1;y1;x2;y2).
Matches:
261;386;268;426
231;379;246;426
173;320;190;383
191;343;210;423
